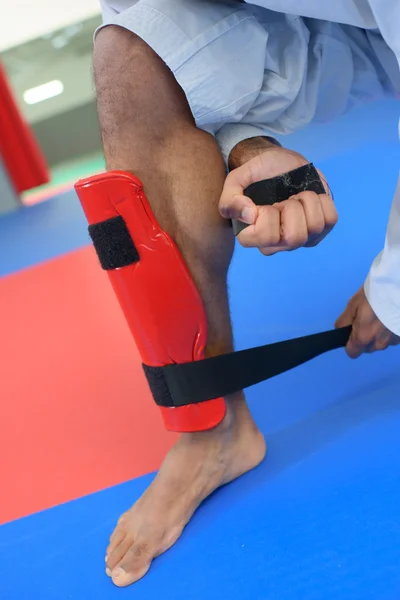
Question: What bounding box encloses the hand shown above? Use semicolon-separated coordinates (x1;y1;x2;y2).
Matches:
335;287;400;358
219;146;338;256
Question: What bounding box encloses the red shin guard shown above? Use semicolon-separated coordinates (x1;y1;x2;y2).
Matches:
75;171;226;432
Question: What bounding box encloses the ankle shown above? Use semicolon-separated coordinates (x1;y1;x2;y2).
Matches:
179;392;254;445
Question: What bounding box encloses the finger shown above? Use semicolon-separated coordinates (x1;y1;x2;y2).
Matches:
263;189;330;252
279;199;308;249
367;340;388;353
346;335;369;359
345;320;372;358
219;193;257;224
335;301;357;329
238;205;281;249
304;230;329;248
316;168;331;196
345;319;377;358
219;163;257;222
219;160;260;220
292;191;326;239
258;199;308;254
368;329;393;352
319;192;339;232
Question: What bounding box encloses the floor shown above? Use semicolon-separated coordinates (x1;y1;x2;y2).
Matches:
22;151;106;206
0;99;399;600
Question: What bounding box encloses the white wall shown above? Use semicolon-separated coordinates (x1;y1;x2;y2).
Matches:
11;52;96;124
0;0;101;51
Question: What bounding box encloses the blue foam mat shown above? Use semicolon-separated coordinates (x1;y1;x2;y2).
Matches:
0;191;89;278
1;371;399;600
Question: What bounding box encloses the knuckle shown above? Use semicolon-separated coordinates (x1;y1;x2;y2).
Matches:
296;190;316;202
324;202;338;224
262;230;280;246
375;339;388;351
283;231;307;248
257;211;280;247
259;247;275;257
263;205;277;217
354;332;373;347
328;211;339;226
309;218;325;236
237;235;254;249
272;231;281;245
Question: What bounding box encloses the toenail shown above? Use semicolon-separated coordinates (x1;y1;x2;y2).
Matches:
112;567;125;580
106;568;112;577
105;555;108;563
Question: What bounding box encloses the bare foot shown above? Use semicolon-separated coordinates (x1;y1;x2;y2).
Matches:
105;393;266;587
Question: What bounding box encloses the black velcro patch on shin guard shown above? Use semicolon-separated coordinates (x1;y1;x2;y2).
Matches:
142;364;175;407
88;216;139;270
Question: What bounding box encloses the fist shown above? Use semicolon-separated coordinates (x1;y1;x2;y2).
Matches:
219;146;338;256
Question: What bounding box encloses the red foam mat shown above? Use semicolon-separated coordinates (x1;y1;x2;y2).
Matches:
0;247;176;524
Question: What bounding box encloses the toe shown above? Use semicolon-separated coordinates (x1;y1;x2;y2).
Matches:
111;565;151;587
111;540;153;587
107;537;133;572
107;526;127;558
117;512;128;525
108;511;129;543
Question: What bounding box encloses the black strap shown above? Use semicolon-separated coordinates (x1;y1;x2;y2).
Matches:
143;325;351;407
232;163;325;235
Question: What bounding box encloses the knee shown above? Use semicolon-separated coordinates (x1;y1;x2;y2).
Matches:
93;25;193;129
93;26;144;91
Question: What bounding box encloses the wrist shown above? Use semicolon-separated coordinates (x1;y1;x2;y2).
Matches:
228;136;281;170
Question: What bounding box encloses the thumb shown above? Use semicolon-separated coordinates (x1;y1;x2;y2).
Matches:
219;194;257;224
335;300;357;329
219;164;258;223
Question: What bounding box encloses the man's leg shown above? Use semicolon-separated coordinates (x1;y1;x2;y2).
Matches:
94;26;266;587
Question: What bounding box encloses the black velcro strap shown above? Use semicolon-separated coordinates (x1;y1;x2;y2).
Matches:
143;325;351;407
88;216;140;270
232;163;326;235
142;364;174;408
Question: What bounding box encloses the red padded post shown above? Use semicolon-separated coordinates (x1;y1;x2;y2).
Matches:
0;62;49;194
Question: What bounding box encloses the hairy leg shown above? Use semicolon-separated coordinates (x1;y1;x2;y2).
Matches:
94;26;266;587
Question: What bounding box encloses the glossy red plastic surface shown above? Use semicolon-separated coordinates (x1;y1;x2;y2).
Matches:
75;171;226;432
